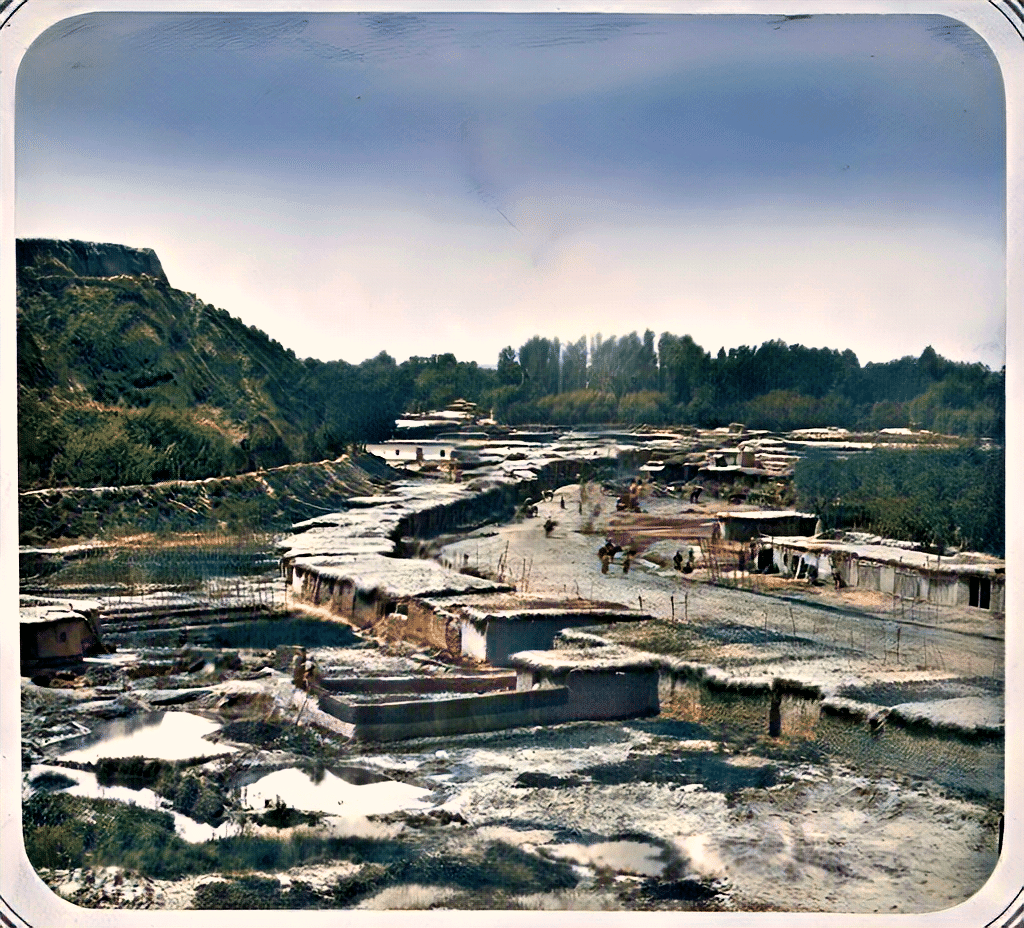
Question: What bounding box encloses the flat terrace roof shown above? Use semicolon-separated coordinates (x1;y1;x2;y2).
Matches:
767;536;1005;576
20;596;101;623
20;605;92;626
718;510;817;521
508;646;661;672
292;554;512;598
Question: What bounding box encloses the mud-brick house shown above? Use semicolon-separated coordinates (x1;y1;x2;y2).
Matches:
20;599;104;669
697;446;775;490
316;643;661;741
765;535;1006;612
716;510;819;543
288;554;512;652
708;447;756;469
508;647;660;721
417;594;655;666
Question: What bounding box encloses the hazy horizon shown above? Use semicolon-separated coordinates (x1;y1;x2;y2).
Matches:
16;12;1006;370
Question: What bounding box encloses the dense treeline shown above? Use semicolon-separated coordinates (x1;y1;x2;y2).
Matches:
794;447;1004;556
17;240;1003;492
482;333;1004;440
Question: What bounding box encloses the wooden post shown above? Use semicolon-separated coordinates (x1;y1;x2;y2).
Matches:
769;694;782;738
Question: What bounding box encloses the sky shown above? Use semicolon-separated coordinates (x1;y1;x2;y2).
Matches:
15;12;1007;370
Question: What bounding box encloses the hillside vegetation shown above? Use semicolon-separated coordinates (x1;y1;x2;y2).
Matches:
17;240;409;489
17;239;1004;495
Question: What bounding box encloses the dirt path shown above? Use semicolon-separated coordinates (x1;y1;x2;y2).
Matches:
440;483;1004;680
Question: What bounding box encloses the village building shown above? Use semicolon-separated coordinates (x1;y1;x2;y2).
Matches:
508;646;661;721
761;534;1005;612
418;594;654;666
287;555;653;665
716;509;819;542
287;555;511;654
696;445;777;490
20;598;104;669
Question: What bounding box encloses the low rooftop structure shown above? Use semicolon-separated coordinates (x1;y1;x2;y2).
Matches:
314;642;661;741
717;509;819;542
763;535;1005;612
288;554;512;638
421;594;654;666
20;598;104;669
508;646;660;721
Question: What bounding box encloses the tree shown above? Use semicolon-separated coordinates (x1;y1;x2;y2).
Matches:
561;336;588;393
497;346;522;386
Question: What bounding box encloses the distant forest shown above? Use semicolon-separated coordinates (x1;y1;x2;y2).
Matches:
16;240;1004;493
470;332;1004;438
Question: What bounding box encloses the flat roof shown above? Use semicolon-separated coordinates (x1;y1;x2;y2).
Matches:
718;510;817;521
292;554;512;598
20;605;92;626
508;646;661;672
767;536;1004;576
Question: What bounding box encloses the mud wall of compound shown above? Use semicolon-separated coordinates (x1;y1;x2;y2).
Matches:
321;686;571;741
375;599;461;654
461;616;621;666
292;567;382;628
320;674;516;695
394;485;518;541
392;459;587;542
521;668;660;721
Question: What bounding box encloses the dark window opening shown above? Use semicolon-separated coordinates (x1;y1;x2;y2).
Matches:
968;577;991;609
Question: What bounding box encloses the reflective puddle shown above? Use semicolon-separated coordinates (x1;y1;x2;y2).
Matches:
546;840;667;876
25;764;234;843
237;766;433;817
57;711;236;763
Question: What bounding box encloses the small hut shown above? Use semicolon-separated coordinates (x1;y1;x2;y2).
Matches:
20;599;104;670
508;646;660;721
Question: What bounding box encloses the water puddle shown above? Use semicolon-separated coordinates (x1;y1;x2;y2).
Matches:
57;711;236;763
236;766;433;817
546;840;667;877
25;764;234;843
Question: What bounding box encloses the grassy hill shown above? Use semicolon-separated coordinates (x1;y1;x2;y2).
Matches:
16;239;381;490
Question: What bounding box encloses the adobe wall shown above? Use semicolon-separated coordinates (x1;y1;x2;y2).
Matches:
320;674;516;695
518;667;660;721
321;686;572;741
461;615;625;666
292;565;380;628
402;598;462;654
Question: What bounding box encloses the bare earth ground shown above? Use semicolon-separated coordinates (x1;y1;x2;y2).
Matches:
22;482;1004;913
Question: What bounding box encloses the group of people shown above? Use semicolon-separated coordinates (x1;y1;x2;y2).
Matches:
597;539;635;574
672;548;695;573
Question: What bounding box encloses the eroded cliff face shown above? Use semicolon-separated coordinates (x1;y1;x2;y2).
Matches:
15;238;331;489
17;239;168;284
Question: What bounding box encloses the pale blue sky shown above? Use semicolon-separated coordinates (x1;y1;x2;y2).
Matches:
16;12;1006;368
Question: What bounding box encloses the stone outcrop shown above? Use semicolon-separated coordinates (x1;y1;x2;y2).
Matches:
17;238;168;284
